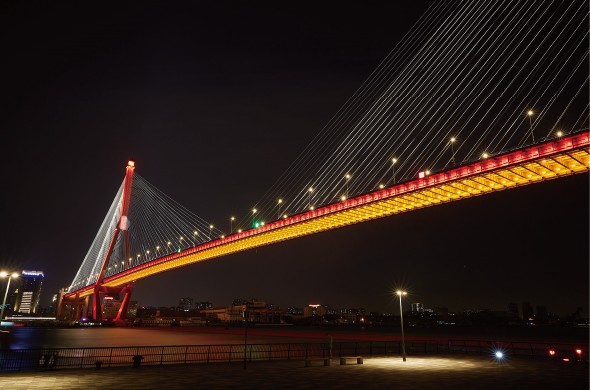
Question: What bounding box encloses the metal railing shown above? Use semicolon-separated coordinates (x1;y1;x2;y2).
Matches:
0;339;585;372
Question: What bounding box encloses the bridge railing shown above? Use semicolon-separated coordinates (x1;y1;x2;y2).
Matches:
0;339;585;372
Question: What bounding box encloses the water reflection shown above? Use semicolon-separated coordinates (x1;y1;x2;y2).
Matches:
4;327;306;350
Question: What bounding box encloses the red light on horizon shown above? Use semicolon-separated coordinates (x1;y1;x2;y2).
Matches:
548;350;556;356
562;358;570;362
127;160;135;167
575;349;582;355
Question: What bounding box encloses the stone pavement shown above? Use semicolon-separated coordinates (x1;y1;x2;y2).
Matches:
0;355;587;389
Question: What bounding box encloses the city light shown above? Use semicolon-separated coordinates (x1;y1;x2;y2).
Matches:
494;351;504;359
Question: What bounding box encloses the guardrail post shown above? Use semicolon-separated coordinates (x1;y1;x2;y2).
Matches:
269;344;272;361
287;343;290;360
207;345;211;364
184;346;188;364
229;345;232;363
80;349;85;368
160;346;164;365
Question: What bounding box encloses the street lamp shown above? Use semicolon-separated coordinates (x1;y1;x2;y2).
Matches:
277;199;283;219
0;271;19;321
344;174;351;198
527;110;535;143
307;187;314;210
209;224;214;240
391;158;398;184
252;208;257;227
396;290;408;362
450;137;457;164
230;216;235;234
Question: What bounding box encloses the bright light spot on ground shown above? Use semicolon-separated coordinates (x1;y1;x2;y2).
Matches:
367;357;486;372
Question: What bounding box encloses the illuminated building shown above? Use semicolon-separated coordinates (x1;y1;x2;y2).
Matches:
522;302;534;321
411;303;424;313
303;304;327;317
178;297;194;310
15;270;44;314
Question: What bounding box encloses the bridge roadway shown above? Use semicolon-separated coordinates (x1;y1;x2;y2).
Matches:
65;132;589;298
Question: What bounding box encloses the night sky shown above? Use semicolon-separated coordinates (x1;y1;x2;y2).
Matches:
1;1;588;315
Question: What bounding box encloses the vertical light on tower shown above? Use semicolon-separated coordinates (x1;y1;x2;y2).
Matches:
396;290;408;362
0;272;19;320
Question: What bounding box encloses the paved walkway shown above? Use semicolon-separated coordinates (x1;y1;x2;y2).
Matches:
0;356;587;389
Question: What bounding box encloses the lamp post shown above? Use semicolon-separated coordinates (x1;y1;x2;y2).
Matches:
307;187;314;210
396;290;407;362
391;158;398;184
230;217;235;234
208;224;214;240
252;208;257;227
527;110;535;143
277;199;283;220
0;271;19;321
243;309;249;369
450;137;457;165
344;174;351;198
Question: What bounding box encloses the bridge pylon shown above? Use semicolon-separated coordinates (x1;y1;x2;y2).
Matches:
91;160;136;321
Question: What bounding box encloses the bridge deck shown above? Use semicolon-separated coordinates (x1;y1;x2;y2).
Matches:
66;132;589;298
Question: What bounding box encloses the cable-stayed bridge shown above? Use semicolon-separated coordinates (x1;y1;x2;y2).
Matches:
59;0;589;320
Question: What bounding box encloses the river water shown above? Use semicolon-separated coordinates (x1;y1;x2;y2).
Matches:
3;325;588;350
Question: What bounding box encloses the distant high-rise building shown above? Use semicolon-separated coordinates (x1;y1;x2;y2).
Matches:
178;297;194;310
508;302;519;319
411;303;424;313
522;302;534;321
303;304;327;317
535;305;548;324
15;270;44;314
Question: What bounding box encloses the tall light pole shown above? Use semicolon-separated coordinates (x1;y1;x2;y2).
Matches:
0;271;19;321
344;174;351;198
450;137;457;165
243;308;249;369
252;208;257;227
277;199;283;220
307;187;314;210
527;110;535;143
230;217;235;234
396;290;408;362
208;224;214;240
391;158;398;184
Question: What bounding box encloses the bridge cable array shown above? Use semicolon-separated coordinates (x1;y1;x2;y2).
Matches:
233;0;588;232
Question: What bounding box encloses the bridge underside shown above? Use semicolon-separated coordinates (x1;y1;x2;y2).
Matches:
66;133;589;300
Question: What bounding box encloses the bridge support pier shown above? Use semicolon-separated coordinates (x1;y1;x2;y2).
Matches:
92;283;134;322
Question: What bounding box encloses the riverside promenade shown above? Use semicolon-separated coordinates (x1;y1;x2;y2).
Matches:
0;355;587;390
